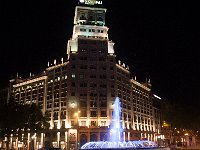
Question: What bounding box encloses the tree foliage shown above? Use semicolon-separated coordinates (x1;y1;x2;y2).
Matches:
0;99;50;139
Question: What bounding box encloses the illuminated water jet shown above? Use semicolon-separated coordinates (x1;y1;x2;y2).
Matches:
80;97;160;149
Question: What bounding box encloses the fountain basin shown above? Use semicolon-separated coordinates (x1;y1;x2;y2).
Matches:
81;140;158;149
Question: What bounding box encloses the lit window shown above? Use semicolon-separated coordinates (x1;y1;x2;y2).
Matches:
81;121;86;126
91;121;97;126
101;121;106;126
72;74;75;78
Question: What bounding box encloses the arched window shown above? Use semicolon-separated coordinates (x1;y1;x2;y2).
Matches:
80;134;87;147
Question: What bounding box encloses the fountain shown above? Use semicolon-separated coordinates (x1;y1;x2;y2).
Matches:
110;97;122;142
80;97;168;149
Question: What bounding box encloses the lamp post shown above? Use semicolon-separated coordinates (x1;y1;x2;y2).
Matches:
74;111;80;149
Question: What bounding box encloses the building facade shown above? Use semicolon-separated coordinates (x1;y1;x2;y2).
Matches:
6;1;162;149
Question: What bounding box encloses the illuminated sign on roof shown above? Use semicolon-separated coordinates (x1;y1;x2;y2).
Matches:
79;0;102;5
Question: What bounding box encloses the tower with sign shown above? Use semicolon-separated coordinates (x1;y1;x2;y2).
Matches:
67;0;114;58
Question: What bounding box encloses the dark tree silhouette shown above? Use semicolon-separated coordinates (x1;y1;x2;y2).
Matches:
0;97;50;149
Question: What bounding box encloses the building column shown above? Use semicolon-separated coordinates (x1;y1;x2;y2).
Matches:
123;132;125;142
27;132;30;150
66;131;69;150
41;133;44;148
10;135;12;149
147;134;150;141
97;131;100;141
16;137;18;150
128;132;130;141
87;132;90;142
57;132;60;148
154;134;156;142
34;134;37;150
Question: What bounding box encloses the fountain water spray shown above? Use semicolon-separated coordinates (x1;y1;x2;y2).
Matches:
81;97;160;149
110;97;122;142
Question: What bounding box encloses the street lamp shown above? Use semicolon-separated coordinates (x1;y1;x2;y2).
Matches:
74;111;80;149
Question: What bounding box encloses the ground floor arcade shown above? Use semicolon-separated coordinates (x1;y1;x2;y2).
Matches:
0;127;158;150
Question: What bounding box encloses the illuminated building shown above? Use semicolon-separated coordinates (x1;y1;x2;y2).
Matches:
7;1;163;149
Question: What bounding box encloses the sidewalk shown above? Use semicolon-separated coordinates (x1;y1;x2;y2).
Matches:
172;144;200;150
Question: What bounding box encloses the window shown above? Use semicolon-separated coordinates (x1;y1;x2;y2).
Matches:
101;121;106;126
80;65;87;69
54;122;58;129
71;82;75;87
100;100;107;107
81;121;86;126
90;83;97;88
80;28;86;32
90;101;97;107
89;65;96;70
80;101;87;107
71;121;76;126
91;121;97;126
99;75;106;79
80;74;84;79
61;121;65;128
90;75;96;78
72;74;75;78
71;65;76;69
90;111;97;117
71;92;75;96
97;29;103;33
80;83;87;87
100;111;107;117
80;109;87;117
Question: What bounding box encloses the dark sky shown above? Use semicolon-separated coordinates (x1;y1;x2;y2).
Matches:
1;0;200;109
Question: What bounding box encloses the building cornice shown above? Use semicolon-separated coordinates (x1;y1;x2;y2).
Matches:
116;64;130;73
131;79;151;92
13;76;47;88
76;6;106;11
46;62;69;71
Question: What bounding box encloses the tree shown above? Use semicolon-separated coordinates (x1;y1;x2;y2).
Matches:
0;98;50;149
26;103;50;134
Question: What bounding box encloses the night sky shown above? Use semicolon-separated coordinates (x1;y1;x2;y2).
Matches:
1;0;200;115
